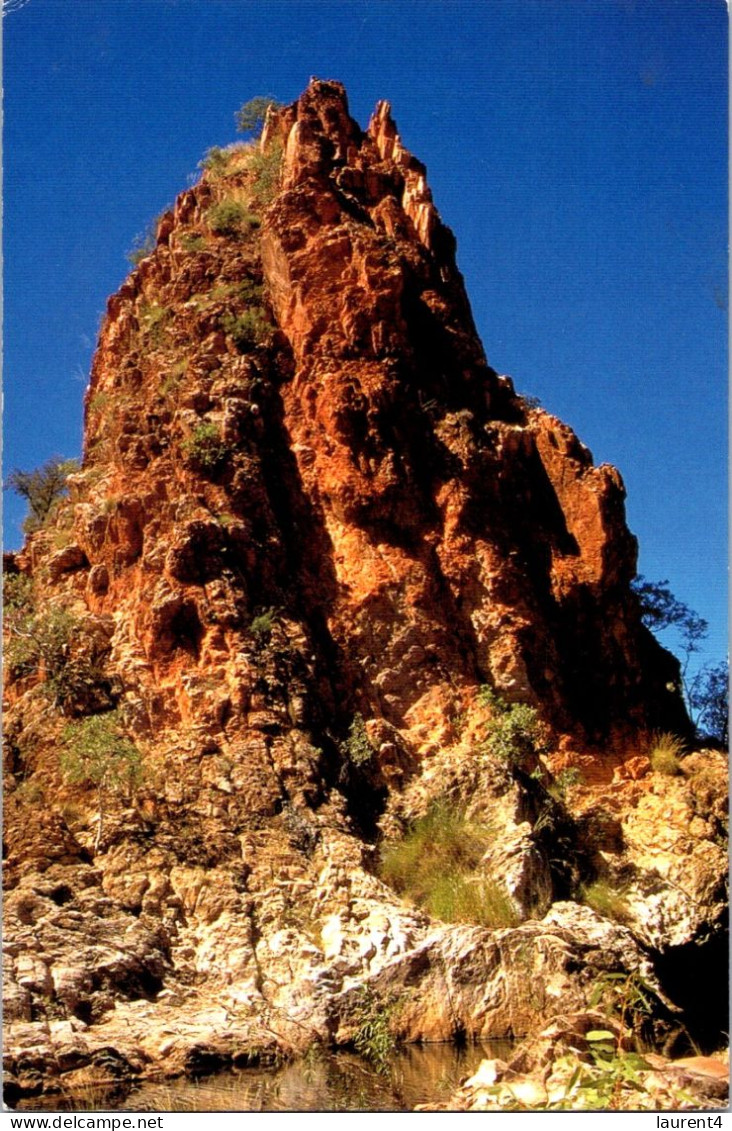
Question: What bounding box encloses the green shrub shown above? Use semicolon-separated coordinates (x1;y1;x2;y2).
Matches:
4;602;111;714
342;713;373;766
548;766;584;801
206;200;258;236
379;800;519;929
481;689;548;769
248;143;283;206
3;571;34;620
5;457;79;534
580;879;630;924
221;308;271;352
235;95;282;136
250;607;277;638
352;988;399;1073
180;233;206;253
61;711;142;852
648;731;685;776
181;423;231;473
138;301;170;345
200;146;231;174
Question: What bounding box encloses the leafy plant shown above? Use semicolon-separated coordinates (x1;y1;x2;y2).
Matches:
352;988;399;1073
61;711;142;852
342;713;373;766
206;199;258;236
200;146;233;174
3;570;34;620
250;607;278;639
221;308;271;352
479;688;549;770
181;423;231;473
633;576;708;647
180;233;206;253
548;766;583;802
648;731;685;776
235;95;282;136
4;602;110;713
5;457;79;534
588;970;657;1039
248;143;283;206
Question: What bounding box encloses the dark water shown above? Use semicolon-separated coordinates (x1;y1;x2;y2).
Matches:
21;1042;514;1113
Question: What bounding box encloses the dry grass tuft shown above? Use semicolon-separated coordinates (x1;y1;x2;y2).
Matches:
648;731;686;777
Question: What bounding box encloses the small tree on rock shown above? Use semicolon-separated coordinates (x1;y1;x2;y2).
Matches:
633;575;727;745
5;456;79;534
688;661;729;747
235;95;282;136
61;711;142;852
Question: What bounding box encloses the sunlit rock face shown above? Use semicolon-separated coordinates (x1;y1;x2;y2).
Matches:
4;79;718;1104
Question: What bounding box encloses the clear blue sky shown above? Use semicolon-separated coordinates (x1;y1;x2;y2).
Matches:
4;0;727;674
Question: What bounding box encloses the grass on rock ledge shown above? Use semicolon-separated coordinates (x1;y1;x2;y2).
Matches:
378;800;519;929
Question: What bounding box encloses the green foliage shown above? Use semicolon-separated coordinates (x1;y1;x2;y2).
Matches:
250;607;278;639
61;711;141;793
342;713;373;766
61;711;142;852
480;688;548;769
648;731;685;776
138;301;170;345
235;95;282;135
180;233;206;253
5;457;79;534
200;146;231;174
181;423;231;473
352;989;399;1073
248;143;283;206
548;766;584;802
425;872;520;928
379;800;519;928
206;199;258;236
221;307;271;352
3;571;34;619
589;970;657;1036
4;600;110;714
483;1047;662;1111
580;879;630;925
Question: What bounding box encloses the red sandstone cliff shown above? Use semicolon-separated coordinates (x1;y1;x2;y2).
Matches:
3;80;724;1104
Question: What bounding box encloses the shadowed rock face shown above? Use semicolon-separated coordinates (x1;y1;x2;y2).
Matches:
4;80;720;1103
263;78;688;748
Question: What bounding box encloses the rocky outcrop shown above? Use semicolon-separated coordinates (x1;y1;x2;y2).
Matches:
442;1014;728;1112
3;79;725;1104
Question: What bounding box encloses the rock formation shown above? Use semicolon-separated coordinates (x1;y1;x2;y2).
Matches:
3;80;726;1107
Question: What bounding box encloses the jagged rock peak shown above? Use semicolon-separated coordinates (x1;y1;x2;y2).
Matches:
3;78;722;1108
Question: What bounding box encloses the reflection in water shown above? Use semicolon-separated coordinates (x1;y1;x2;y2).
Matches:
25;1043;514;1113
126;1043;513;1112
